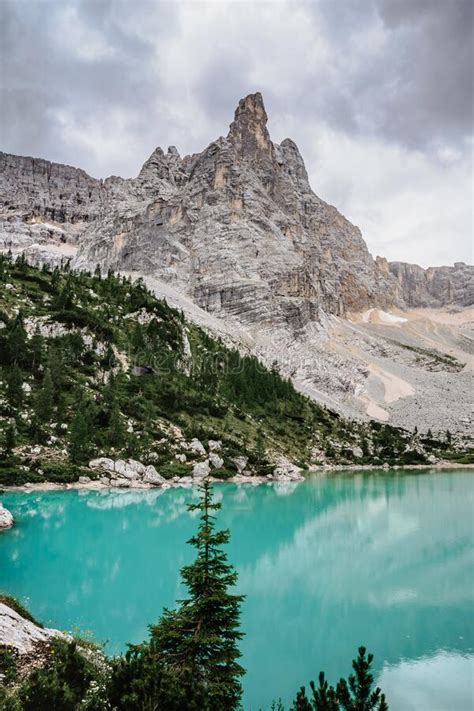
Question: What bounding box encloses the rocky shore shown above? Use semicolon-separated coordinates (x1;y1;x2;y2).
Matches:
1;461;471;494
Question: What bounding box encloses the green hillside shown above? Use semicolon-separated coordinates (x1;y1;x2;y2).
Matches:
0;253;456;486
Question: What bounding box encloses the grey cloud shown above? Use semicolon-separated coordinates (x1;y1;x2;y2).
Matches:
0;0;176;175
312;0;473;149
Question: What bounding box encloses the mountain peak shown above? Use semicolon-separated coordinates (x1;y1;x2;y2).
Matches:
228;92;271;155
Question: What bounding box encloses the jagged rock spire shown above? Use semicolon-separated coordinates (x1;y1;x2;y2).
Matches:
227;92;272;156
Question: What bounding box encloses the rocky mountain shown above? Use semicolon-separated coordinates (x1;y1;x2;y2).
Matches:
2;93;472;321
388;260;473;308
0;93;472;434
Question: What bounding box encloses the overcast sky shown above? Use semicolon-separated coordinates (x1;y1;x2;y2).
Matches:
1;0;472;267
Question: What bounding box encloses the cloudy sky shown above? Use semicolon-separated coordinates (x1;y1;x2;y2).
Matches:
1;0;472;267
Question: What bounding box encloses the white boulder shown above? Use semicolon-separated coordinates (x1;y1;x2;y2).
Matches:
189;438;206;455
89;457;115;473
193;460;210;479
0;503;14;530
114;459;143;480
209;453;224;469
232;456;248;474
272;459;304;481
208;440;222;451
143;465;166;486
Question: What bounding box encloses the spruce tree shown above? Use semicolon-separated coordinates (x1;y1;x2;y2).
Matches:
34;369;55;424
6;365;23;410
336;647;388;711
149;479;245;710
69;398;91;464
3;422;16;456
291;648;388;711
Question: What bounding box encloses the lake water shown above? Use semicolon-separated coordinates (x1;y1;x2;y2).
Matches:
1;470;473;710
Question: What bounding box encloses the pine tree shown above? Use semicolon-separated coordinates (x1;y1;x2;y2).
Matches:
34;369;55;424
6;365;23;410
149;480;245;710
107;401;125;448
69;398;92;464
291;648;388;711
336;647;388;711
29;328;45;372
6;315;28;366
3;422;16;456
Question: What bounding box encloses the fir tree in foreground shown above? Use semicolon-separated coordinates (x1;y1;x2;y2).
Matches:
291;647;388;711
109;480;245;710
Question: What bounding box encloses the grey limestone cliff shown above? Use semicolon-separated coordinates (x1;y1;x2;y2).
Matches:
1;93;472;324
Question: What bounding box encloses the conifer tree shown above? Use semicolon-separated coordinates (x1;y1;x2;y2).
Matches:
34;369;55;424
149;479;245;710
336;647;388;711
6;315;28;366
29;328;45;372
69;398;92;464
291;647;388;711
6;365;23;410
3;422;16;456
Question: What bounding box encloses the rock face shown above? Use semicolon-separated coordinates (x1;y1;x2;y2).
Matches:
3;93;470;328
72;92;399;327
0;502;14;530
388;260;474;308
88;458;166;487
1;93;471;433
0;602;63;655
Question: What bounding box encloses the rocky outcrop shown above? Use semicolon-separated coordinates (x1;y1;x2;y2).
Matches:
0;503;14;530
0;602;63;655
388;260;474;307
88;458;166;487
271;458;304;482
1;93;472;321
71;93;401;328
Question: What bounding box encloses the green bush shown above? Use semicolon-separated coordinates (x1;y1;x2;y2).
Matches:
212;468;235;480
158;462;192;479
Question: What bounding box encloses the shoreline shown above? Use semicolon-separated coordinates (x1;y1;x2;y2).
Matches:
2;462;473;493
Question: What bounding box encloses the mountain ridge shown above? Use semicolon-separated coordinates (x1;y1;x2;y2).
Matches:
1;93;472;316
1;93;472;434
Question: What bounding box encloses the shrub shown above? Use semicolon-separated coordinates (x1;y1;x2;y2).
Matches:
158;462;192;479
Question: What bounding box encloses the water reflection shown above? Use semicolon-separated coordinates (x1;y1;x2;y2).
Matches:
0;471;472;710
378;651;474;711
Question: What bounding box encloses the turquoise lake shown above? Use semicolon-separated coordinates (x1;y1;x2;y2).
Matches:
1;470;473;710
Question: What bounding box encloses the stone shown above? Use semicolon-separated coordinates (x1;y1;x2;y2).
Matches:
78;476;91;484
209;452;224;469
114;459;141;480
272;458;304;481
192;460;210;479
232;456;248;474
125;459;146;476
175;453;187;463
143;465;166;485
189;439;206;455
351;446;364;459
0;503;14;530
0;601;65;655
208;440;222;451
89;457;114;473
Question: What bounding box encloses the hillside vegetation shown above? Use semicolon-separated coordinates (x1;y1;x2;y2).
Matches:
0;254;459;486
